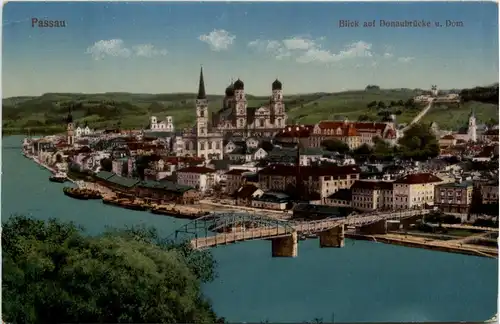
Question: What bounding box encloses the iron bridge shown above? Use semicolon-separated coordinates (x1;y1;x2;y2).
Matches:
168;211;296;243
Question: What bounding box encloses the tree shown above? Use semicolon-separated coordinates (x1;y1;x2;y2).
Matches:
352;143;373;160
377;101;386;109
2;216;220;324
99;158;113;172
320;139;350;154
397;123;439;160
366;101;377;109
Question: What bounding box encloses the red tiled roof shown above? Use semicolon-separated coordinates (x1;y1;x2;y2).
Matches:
177;166;215;174
394;173;443;184
258;164;361;177
275;125;314;138
316;121;391;137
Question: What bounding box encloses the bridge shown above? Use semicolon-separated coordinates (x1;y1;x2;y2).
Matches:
170;209;431;257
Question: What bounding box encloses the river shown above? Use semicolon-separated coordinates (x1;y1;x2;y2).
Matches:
2;135;497;322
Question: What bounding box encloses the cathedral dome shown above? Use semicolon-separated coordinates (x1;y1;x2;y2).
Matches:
272;79;282;90
234;79;244;90
225;83;235;97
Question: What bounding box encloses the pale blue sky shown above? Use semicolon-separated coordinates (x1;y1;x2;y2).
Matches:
2;1;498;98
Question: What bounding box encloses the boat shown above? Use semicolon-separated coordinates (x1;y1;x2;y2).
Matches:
63;187;101;200
49;172;67;183
151;206;210;219
102;197;147;211
120;200;147;211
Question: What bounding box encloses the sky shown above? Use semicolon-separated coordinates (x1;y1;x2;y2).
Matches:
2;1;499;98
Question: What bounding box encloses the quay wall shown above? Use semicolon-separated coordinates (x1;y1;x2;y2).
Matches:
345;233;497;259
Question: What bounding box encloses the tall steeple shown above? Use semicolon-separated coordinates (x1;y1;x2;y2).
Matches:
197;66;207;99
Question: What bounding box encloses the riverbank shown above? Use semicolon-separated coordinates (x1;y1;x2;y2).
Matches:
346;232;498;259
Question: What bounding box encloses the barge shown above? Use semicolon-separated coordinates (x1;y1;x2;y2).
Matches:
151;205;210;219
102;197;147;211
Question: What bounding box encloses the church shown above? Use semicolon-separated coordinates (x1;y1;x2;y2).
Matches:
179;68;288;159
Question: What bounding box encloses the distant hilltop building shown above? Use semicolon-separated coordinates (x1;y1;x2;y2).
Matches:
179;67;288;160
150;116;174;132
431;85;439;97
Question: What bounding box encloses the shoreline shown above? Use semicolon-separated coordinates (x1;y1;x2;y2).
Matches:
345;233;498;259
26;150;498;259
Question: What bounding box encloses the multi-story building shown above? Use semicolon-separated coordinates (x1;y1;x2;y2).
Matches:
304;120;397;149
224;168;251;195
393;173;443;209
481;181;499;205
176;166;216;193
257;164;360;199
434;181;473;214
351;180;394;211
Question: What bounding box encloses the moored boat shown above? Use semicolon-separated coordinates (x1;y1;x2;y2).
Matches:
50;172;68;183
151;206;210;219
63;187;102;200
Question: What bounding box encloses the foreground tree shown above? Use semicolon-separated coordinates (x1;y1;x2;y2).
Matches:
2;215;220;324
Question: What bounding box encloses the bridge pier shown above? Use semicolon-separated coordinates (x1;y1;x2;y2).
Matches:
271;232;298;257
319;225;345;248
357;219;387;235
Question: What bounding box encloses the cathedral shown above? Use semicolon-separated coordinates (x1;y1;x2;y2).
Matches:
180;67;288;159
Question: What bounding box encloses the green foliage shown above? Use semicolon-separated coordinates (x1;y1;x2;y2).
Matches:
397;123;439;160
320;138;350;154
100;158;113;172
3;87;498;135
2;215;219;324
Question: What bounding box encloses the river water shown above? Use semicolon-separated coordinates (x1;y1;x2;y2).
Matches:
2;135;498;322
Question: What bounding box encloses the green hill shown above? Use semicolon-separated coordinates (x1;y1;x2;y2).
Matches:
2;88;498;135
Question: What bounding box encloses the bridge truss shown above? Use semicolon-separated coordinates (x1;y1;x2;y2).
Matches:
169;212;296;243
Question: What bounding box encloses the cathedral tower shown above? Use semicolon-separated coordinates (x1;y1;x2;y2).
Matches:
467;106;477;142
270;79;286;128
234;79;247;129
196;67;208;137
66;105;74;146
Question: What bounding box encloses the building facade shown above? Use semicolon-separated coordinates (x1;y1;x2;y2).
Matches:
434;181;473;214
181;68;288;160
393;173;443;209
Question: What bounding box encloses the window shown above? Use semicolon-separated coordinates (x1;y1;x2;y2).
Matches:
208;142;212;150
200;143;205;150
216;141;221;149
259;119;264;127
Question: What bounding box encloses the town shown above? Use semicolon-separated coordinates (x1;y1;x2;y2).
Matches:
21;70;499;258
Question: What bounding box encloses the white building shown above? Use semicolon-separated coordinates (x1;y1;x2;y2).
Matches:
393;173;443;209
176;166;217;193
467;107;477;143
75;125;93;137
150;116;175;132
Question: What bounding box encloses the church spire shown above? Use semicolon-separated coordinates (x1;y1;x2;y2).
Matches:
197;66;207;99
